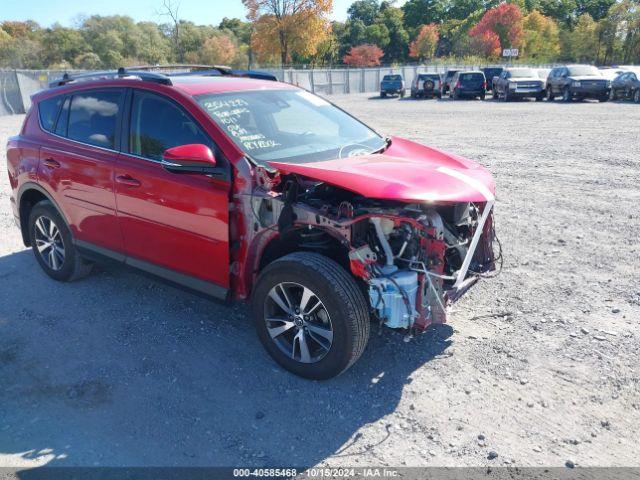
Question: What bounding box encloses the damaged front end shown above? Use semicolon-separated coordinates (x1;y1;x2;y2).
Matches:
243;163;498;334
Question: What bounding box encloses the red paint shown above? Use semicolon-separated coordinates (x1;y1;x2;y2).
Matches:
7;75;495;304
269;137;495;203
163;143;216;166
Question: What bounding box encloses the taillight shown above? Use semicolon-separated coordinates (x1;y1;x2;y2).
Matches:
456;81;461;88
483;81;487;89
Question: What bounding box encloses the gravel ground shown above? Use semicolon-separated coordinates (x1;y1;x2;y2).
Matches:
1;95;639;471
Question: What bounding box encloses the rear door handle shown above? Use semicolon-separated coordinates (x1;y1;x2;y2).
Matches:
115;174;141;187
43;158;61;169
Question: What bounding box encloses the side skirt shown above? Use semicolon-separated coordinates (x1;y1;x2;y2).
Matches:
75;240;229;302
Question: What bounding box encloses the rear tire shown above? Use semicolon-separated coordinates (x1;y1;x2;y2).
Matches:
546;88;554;101
28;201;93;282
492;88;498;100
380;92;386;98
251;252;370;380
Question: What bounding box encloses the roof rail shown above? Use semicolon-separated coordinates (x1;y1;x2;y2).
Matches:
128;64;278;81
49;67;173;88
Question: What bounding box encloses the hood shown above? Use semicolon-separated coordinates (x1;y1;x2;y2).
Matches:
511;77;543;82
568;75;606;81
268;137;495;203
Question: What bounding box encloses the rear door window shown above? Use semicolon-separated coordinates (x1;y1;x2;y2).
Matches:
38;95;64;133
67;90;124;149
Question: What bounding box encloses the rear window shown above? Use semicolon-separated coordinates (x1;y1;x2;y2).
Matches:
67;90;123;149
460;73;484;82
419;74;440;81
383;75;402;81
38;96;63;132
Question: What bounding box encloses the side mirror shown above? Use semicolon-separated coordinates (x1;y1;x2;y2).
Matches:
162;144;217;174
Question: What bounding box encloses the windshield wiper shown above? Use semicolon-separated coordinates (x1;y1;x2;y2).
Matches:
372;137;392;155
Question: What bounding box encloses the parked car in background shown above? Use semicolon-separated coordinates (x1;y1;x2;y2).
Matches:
441;69;459;96
482;67;504;93
410;73;441;98
380;74;405;98
546;65;609;102
609;71;640;102
450;71;487;100
493;68;545;101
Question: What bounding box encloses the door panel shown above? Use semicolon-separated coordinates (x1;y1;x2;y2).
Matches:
114;154;230;287
115;89;230;289
39;144;122;252
37;89;124;252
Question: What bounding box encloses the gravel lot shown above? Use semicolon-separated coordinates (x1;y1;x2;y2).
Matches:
1;95;639;471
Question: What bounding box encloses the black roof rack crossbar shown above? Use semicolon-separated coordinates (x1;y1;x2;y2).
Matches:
49;68;173;88
128;64;233;75
127;64;277;81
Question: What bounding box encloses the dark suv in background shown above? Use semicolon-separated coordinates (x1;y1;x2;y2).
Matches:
450;71;486;100
546;65;610;102
610;71;640;102
380;74;405;98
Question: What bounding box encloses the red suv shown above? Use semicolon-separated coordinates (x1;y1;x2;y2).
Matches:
6;68;498;379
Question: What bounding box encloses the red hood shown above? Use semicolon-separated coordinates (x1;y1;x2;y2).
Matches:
268;137;495;203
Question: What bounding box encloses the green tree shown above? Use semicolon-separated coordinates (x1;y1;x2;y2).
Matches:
347;0;380;25
564;13;599;61
376;3;409;62
402;0;446;30
523;10;560;59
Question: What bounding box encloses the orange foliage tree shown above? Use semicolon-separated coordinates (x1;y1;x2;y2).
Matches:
199;34;238;65
243;0;333;65
409;24;440;60
342;44;384;67
469;3;524;57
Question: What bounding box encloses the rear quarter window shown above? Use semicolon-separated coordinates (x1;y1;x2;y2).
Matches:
38;96;63;132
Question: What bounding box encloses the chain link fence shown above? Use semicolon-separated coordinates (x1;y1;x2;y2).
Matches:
1;64;556;116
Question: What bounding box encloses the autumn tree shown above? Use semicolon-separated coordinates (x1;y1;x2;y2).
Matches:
243;0;333;65
409;23;440;59
342;43;384;66
469;3;524;57
197;33;238;65
523;10;560;60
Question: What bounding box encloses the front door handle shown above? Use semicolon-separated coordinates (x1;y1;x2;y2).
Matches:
115;174;141;187
43;158;61;169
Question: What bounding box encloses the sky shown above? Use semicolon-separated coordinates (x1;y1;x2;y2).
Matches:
2;0;361;27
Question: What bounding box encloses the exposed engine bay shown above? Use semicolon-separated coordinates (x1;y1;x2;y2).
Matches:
249;169;499;333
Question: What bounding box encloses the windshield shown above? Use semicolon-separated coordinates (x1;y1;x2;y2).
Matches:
509;68;537;78
197;89;385;165
568;66;600;76
383;75;402;81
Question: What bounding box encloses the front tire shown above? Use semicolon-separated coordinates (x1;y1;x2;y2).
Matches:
251;252;370;380
634;89;640;104
28;201;93;282
562;87;572;102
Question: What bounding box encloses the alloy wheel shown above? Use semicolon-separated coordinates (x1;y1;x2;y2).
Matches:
33;215;65;271
264;282;333;364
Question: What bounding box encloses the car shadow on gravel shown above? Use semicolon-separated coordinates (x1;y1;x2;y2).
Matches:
0;250;452;472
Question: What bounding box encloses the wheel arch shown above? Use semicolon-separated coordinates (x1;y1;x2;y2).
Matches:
17;183;69;247
243;225;353;300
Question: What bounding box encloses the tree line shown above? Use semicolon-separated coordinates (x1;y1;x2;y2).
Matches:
0;0;638;70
